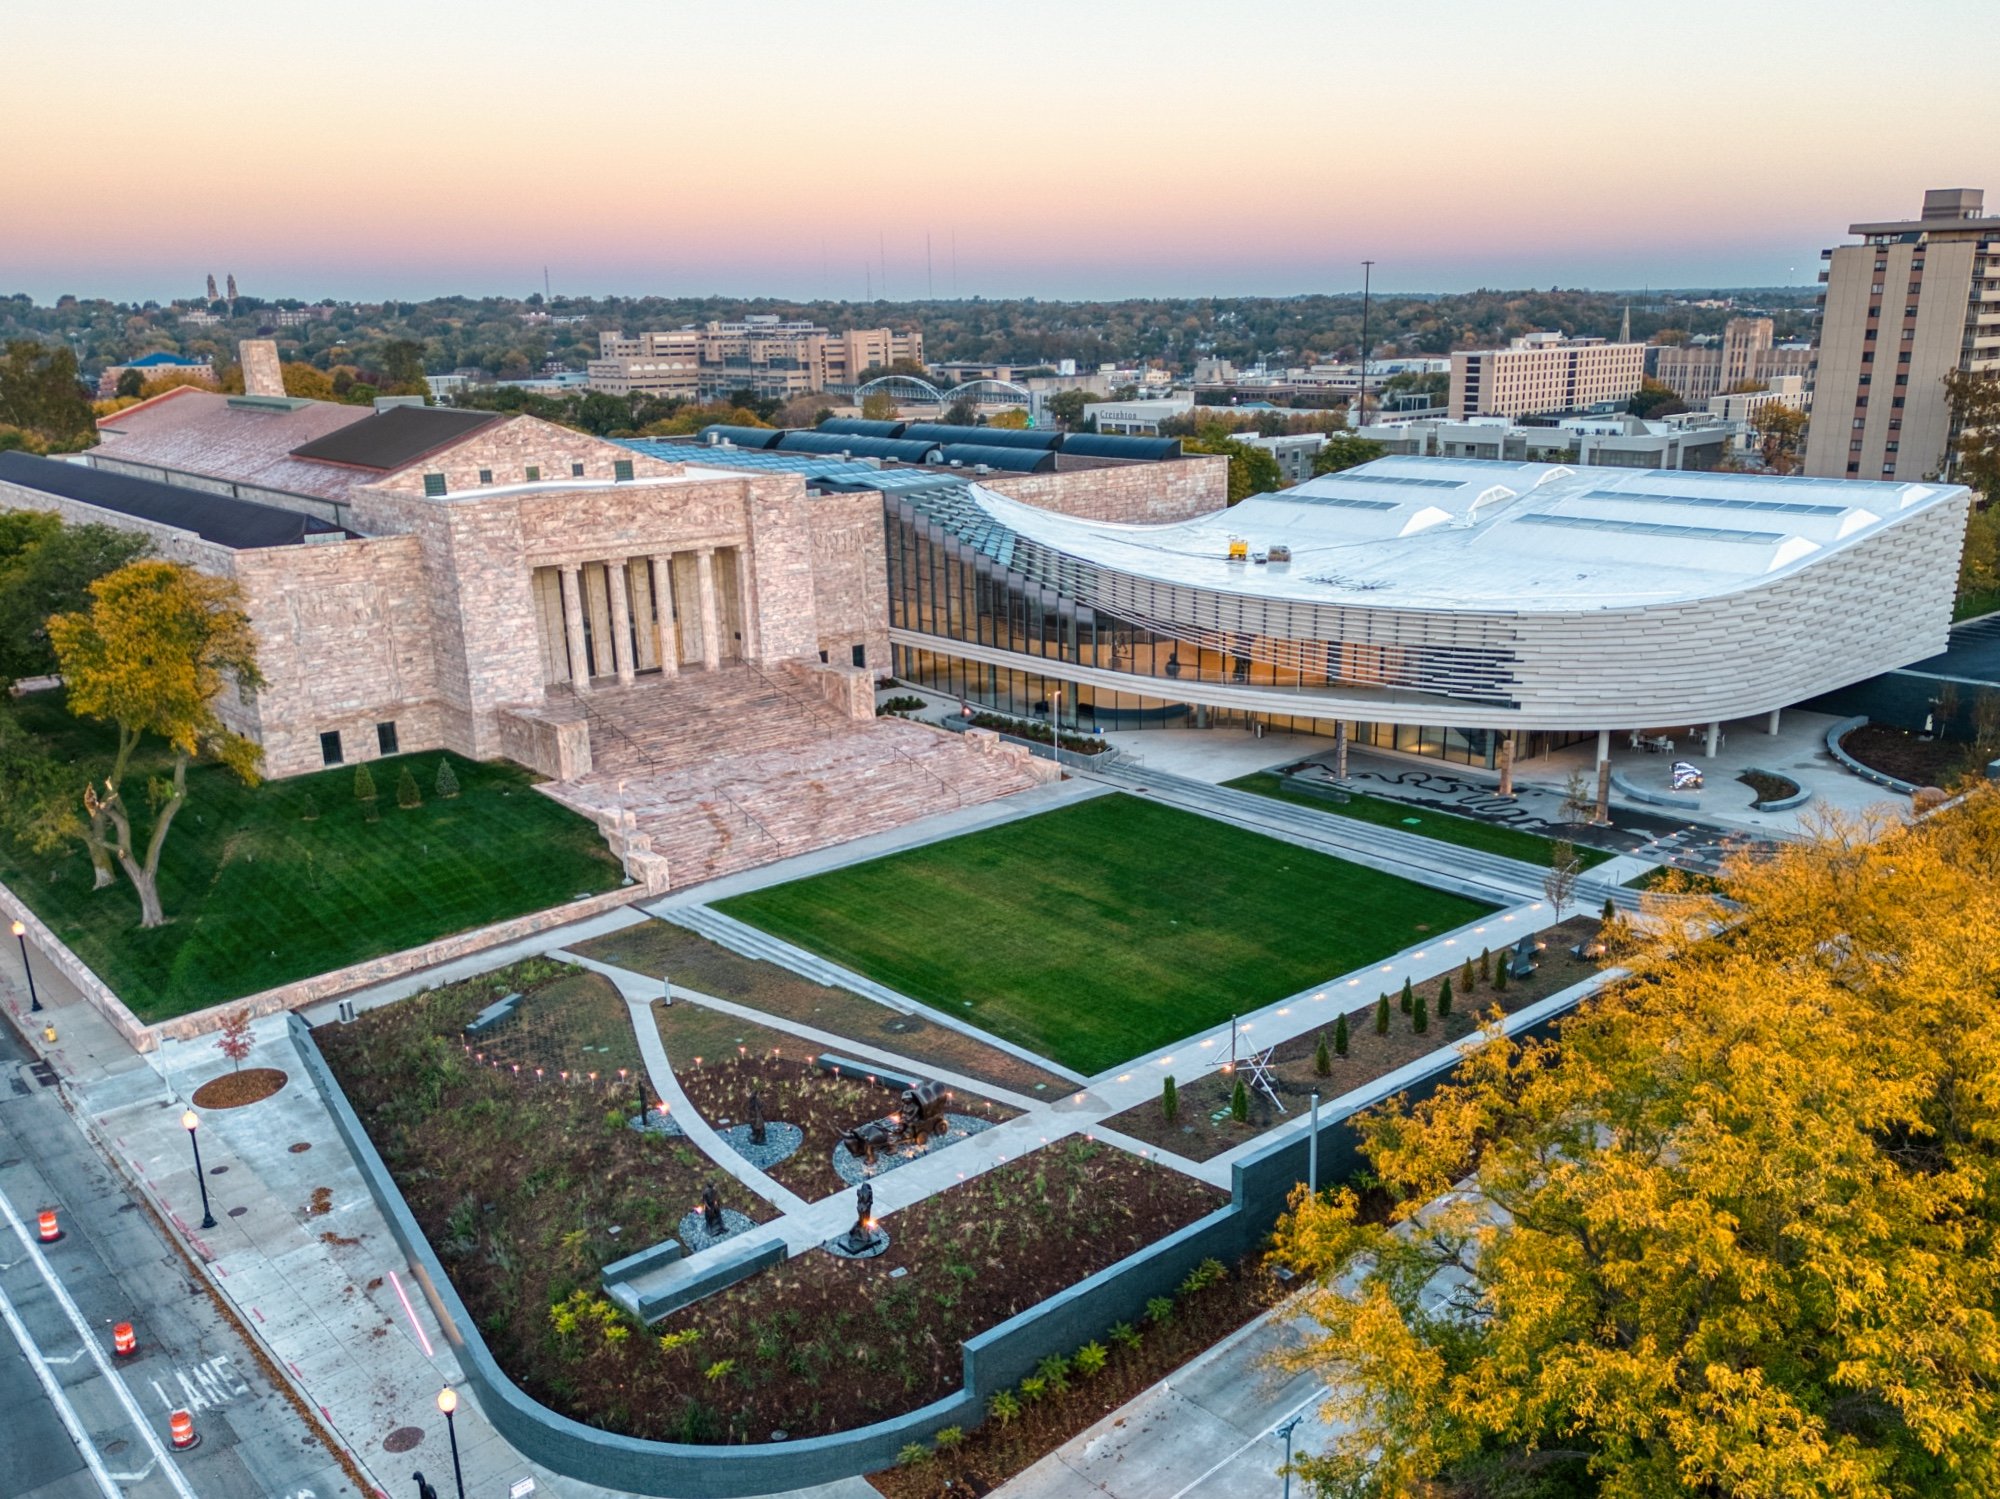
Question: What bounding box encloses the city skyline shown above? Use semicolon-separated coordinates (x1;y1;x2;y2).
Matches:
3;0;1994;304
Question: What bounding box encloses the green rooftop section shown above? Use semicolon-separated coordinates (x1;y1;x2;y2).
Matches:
714;793;1495;1077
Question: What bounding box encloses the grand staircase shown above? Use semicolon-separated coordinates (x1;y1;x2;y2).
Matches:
542;667;1052;890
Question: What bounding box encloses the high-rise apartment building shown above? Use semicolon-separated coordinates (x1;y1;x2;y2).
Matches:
1650;318;1816;405
588;317;924;401
1448;333;1646;420
1803;188;2000;481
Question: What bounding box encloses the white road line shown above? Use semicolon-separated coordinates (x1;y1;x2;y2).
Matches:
0;1271;121;1499
0;1181;203;1499
1163;1385;1330;1499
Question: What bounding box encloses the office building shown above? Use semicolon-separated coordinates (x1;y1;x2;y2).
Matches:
1804;187;2000;481
1649;318;1816;405
587;318;925;402
1448;334;1646;420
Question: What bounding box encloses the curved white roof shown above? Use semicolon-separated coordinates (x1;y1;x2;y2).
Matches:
960;457;1964;612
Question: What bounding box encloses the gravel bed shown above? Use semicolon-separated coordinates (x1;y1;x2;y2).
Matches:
719;1121;804;1170
830;1112;993;1187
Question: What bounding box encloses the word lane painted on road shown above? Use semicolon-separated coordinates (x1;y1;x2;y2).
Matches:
148;1352;251;1412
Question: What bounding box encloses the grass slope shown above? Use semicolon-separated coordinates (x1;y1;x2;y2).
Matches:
0;694;623;1019
1225;772;1611;869
715;794;1493;1076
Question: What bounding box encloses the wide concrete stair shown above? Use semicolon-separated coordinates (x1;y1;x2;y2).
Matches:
1080;759;1648;914
545;667;1049;891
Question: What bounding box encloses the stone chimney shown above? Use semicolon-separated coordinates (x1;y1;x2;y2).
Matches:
239;338;285;399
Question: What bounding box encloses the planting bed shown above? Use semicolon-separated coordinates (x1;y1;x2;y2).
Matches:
669;1048;1014;1201
576;919;1073;1097
316;960;772;1419
190;1067;289;1109
1840;722;1970;788
1105;916;1607;1162
628;1138;1226;1444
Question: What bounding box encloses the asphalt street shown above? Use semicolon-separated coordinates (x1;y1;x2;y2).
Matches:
0;1020;358;1499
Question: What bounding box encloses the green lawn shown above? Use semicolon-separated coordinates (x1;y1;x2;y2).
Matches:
713;794;1494;1076
0;693;624;1020
1225;772;1612;870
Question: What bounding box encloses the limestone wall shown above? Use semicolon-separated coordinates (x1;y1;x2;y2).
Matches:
742;476;826;661
804;489;889;670
366;415;682;498
984;454;1227;523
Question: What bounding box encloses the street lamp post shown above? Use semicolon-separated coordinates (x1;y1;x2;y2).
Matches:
437;1388;466;1499
180;1110;217;1230
11;919;41;1013
1276;1412;1305;1499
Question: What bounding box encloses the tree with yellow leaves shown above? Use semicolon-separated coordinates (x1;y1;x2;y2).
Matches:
1272;795;2000;1498
47;561;262;927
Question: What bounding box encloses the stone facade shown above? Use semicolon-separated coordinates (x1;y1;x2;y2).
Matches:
240;338;285;398
806;490;891;671
983;454;1227;523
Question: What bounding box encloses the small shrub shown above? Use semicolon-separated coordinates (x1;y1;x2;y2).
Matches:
1230;1076;1249;1123
897;1442;932;1467
1019;1375;1048;1404
1146;1295;1174;1325
1374;993;1390;1035
1494;955;1510;992
657;1328;701;1356
354;764;377;803
435;758;461;798
1036;1353;1072;1393
1479;946;1491;983
1602;895;1617;924
1162;1074;1179;1124
934;1426;965;1451
1313;1032;1331;1077
1074;1340;1108;1378
1438;976;1453;1017
1180;1258;1227;1296
301;792;319;822
1108;1320;1141;1350
1461;955;1476;990
1399;977;1414;1014
1334;1011;1350;1056
703;1358;735;1382
396;766;422;809
1413;992;1429;1034
988;1390;1021;1425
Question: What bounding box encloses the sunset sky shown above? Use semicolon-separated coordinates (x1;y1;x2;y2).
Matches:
5;0;1993;304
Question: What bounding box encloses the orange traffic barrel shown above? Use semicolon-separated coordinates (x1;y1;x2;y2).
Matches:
168;1409;198;1449
37;1209;60;1243
112;1322;137;1357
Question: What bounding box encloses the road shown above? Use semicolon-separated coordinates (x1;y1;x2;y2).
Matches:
0;1020;359;1499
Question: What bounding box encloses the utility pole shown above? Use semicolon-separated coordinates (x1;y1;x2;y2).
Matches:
1358;260;1375;426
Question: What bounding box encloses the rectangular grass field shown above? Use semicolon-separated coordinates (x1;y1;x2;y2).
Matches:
714;793;1495;1076
0;693;625;1020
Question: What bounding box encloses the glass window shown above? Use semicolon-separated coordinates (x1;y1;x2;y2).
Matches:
319;730;343;766
376;722;399;755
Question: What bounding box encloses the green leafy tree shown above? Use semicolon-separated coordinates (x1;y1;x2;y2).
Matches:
1230;1076;1249;1123
46;561;262;927
354;763;377;803
1333;1011;1349;1057
1494;952;1510;991
1412;991;1429;1034
1045;389;1093;428
1478;946;1491;983
0;514;151;688
396;765;422;809
1627;377;1688;419
860;390;899;421
434;758;460;798
114;367;145;398
0;340;95;448
1314;1032;1332;1077
1311;434;1388;476
1944;369;2000;505
1437;975;1452;1017
1461;955;1476;991
1399;976;1414;1014
986;407;1031;430
1374;992;1390;1034
1182;431;1284;503
1161;1074;1179;1124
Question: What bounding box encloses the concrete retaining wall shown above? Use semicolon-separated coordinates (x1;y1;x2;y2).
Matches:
1742;768;1815;813
1824;715;1923;794
1609;769;1703;810
287;967;1614;1496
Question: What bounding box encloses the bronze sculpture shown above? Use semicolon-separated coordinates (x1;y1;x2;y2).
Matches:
846;1182;875;1251
701;1182;724;1236
747;1088;766;1146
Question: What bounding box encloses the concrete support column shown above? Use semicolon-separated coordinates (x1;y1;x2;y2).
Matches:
650;555;678;677
1705;720;1721;759
1766;708;1782;736
1333;720;1349;780
695;548;721;670
558;563;591;692
1496;730;1514;797
605;557;635;685
1593;728;1612;825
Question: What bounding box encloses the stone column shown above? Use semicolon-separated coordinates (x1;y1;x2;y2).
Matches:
732;546;759;661
1766;708;1781;736
1593;728;1612;825
1496;730;1514;797
1704;720;1721;759
605;557;635;685
650;555;679;677
695;548;722;670
559;563;591;693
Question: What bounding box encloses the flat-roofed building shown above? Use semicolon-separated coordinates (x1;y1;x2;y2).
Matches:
1449;334;1646;420
1803;187;2000;481
588;318;924;401
1650;318;1816;405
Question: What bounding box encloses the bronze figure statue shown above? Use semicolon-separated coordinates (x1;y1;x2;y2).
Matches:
747;1088;766;1146
701;1182;725;1236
